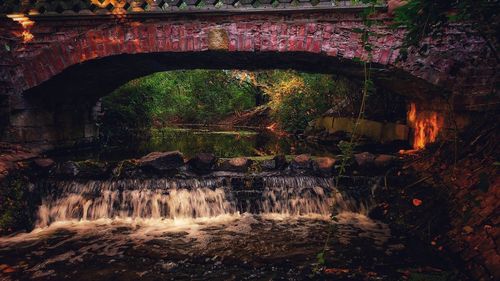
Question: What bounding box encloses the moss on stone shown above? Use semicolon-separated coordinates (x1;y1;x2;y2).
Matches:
0;173;35;234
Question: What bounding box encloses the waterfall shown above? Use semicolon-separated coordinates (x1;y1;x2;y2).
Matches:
36;177;370;228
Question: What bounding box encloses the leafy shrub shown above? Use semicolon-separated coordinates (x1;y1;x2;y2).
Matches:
100;70;256;143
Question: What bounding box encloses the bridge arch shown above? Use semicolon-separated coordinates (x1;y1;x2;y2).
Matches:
0;8;497;149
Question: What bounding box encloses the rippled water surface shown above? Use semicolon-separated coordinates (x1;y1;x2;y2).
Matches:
0;213;400;280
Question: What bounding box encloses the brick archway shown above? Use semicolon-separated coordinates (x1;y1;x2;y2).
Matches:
17;18;404;94
0;10;497;149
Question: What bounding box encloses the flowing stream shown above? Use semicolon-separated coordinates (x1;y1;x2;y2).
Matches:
0;176;459;280
35;177;360;226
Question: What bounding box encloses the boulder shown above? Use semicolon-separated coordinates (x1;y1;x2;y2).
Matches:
374;154;396;168
354;152;376;168
260;155;287;171
220;157;252;172
138;151;184;171
291;154;312;170
313;157;336;175
188;153;217;174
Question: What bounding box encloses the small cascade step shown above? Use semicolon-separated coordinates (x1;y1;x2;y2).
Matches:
34;175;376;228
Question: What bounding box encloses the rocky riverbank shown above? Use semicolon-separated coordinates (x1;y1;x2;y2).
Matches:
47;151;398;180
0;139;498;280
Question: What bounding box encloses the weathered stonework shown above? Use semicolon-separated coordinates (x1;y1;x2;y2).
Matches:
0;9;497;148
208;29;229;51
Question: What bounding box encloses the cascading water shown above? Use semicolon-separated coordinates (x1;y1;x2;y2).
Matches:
1;175;457;281
36;176;369;228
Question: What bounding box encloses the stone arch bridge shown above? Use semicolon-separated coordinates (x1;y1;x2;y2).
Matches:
0;0;497;150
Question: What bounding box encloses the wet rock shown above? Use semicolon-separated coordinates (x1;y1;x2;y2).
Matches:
58;161;80;177
274;155;287;170
139;151;184;171
374;154;396;168
161;261;177;271
260;155;287;171
260;160;277;171
112;159;142;178
33;158;55;169
29;158;55;177
188;153;217;174
313;157;336;176
219;157;252;172
291;154;312;171
354;152;376;168
77;161;109;178
57;160;108;178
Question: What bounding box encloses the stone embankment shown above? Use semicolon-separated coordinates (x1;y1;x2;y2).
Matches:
44;151;397;180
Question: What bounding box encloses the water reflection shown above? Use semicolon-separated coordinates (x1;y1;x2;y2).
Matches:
142;127;333;158
59;127;337;161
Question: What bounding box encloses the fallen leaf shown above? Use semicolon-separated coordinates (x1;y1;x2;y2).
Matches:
463;226;473;234
412;198;423;207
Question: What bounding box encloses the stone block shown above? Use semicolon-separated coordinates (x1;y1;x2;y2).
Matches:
208;29;229;51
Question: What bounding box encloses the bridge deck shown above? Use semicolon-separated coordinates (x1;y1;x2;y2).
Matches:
1;0;383;18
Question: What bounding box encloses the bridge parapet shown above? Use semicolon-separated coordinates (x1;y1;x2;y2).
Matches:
1;0;372;16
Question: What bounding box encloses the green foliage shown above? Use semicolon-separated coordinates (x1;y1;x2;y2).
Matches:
101;69;351;138
316;252;325;265
252;70;343;132
336;140;356;176
0;174;33;234
100;70;256;143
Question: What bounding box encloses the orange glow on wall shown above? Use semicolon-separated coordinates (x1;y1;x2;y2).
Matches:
7;13;35;42
407;102;442;149
21;30;34;42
